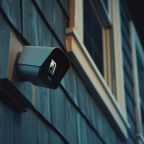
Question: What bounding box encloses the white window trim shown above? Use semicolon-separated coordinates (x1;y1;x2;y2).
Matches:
130;22;144;144
66;0;130;138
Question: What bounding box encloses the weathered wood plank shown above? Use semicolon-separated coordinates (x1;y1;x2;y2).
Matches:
0;18;10;78
53;2;67;46
61;67;78;105
37;117;49;144
22;0;39;45
22;0;52;46
57;0;69;17
1;0;22;33
34;0;55;28
48;128;65;144
50;88;66;135
76;113;88;144
35;87;51;122
0;102;14;144
15;110;38;144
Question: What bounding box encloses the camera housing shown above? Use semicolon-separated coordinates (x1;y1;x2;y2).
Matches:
18;46;70;89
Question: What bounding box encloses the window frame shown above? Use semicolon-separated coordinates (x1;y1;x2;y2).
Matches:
66;0;129;138
130;22;144;143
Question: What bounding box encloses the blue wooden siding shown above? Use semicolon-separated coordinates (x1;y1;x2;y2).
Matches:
0;0;139;144
120;1;137;144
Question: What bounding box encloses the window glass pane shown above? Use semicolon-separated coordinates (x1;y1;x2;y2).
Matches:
84;0;104;75
102;0;109;11
141;106;144;137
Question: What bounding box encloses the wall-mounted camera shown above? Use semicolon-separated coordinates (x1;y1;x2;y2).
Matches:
18;46;70;89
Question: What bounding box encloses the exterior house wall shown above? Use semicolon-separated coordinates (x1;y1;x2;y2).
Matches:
0;0;143;144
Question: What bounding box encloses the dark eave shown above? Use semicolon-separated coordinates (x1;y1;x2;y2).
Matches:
126;0;144;48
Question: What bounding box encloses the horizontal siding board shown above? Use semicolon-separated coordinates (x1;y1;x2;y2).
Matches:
121;25;131;52
64;97;78;144
16;111;38;144
50;88;66;135
22;0;39;45
0;19;10;78
36;18;52;46
123;63;133;87
125;95;135;123
127;115;136;142
35;87;51;122
34;0;55;27
121;1;137;143
76;113;88;144
1;0;22;33
49;88;78;143
122;44;132;69
37;118;49;144
48;129;65;144
0;102;14;144
22;0;52;46
0;0;137;143
53;2;67;46
61;67;78;105
87;126;103;144
123;55;133;86
124;74;134;101
61;67;122;144
57;0;69;17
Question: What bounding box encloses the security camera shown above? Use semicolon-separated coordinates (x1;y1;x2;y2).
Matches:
18;46;70;89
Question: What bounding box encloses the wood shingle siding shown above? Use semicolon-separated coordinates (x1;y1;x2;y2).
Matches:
120;0;137;144
0;19;10;78
0;0;22;33
0;0;142;143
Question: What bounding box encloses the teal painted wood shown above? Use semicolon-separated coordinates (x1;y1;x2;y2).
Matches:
50;88;66;134
22;0;39;45
1;0;22;33
0;102;14;144
49;87;79;144
120;0;137;143
37;113;49;144
57;0;69;17
48;128;65;144
35;87;51;122
61;67;123;144
53;2;67;46
126;94;135;123
0;0;138;143
34;0;55;29
16;111;38;144
0;19;10;78
22;0;52;46
61;67;78;105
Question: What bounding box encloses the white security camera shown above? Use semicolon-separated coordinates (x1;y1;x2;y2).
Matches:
18;46;70;89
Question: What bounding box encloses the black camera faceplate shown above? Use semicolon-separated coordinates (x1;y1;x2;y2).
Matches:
39;48;70;88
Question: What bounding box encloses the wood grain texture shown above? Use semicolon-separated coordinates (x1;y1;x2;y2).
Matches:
1;0;22;33
22;0;52;46
121;0;137;143
57;0;69;17
53;2;67;46
0;0;137;143
0;102;14;144
22;0;39;45
35;87;51;122
0;18;10;78
34;0;55;28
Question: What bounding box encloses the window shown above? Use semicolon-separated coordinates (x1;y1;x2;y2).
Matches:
141;106;144;137
131;22;144;143
83;0;116;94
66;0;129;138
84;0;103;75
137;53;144;105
